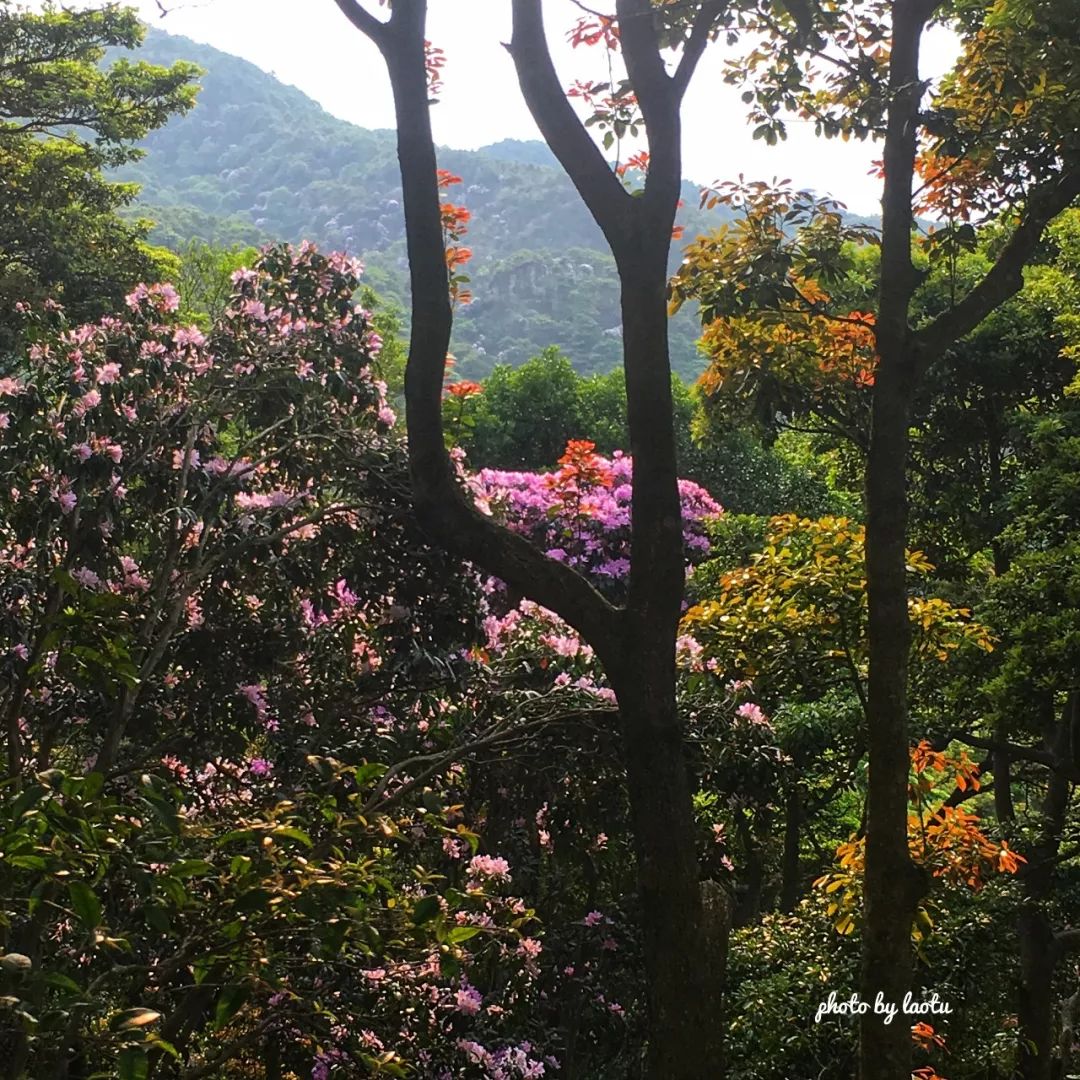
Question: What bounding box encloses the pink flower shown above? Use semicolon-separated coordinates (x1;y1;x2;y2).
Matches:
120;556;149;591
185;594;203;628
172;448;200;471
11;644;29;661
173;326;206;349
467;854;511;882
518;937;542;959
72;566;102;590
676;633;704;669
152;283;180;312
240;298;267;321
0;376;23;397
378;405;396;427
247;757;272;777
72;443;92;462
240;683;269;721
57;490;77;514
95;362;121;384
583;910;604;927
125;284;150;309
72;389;101;416
736;702;769;726
454;982;483;1015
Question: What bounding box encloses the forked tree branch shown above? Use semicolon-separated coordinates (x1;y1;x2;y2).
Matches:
332;0;390;46
615;0;681;214
333;0;622;658
508;0;632;248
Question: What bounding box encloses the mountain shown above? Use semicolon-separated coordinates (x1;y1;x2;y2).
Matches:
117;29;727;379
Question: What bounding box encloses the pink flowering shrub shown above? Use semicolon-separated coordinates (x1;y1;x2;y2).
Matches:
472;439;721;599
0;242;479;777
0;256;815;1078
0;246;561;1077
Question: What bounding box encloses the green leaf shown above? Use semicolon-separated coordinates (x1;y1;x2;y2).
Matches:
117;1046;149;1080
170;859;214;879
147;1037;180;1060
68;880;102;929
271;826;313;849
143;904;170;933
7;854;48;871
10;783;46;821
45;972;84;996
214;984;250;1028
216;829;257;847
80;772;105;800
233;887;271;913
228;855;252;878
141;793;180;835
411;894;441;926
446;925;481;945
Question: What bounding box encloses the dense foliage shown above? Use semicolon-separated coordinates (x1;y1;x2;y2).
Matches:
0;2;198;351
0;3;1079;1079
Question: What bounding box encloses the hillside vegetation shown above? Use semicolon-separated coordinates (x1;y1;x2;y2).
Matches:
118;29;728;377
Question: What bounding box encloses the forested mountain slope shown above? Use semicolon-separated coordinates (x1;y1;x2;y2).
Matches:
119;29;728;377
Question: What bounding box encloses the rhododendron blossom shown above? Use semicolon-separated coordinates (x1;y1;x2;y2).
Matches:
472;445;720;599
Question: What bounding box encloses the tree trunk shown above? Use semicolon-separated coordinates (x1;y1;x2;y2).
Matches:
610;249;729;1077
1013;696;1074;1080
780;787;802;913
859;4;929;1075
342;3;730;1074
860;358;925;1080
614;655;728;1079
1016;906;1057;1080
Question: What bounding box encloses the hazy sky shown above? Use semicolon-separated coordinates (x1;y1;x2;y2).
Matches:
118;0;958;216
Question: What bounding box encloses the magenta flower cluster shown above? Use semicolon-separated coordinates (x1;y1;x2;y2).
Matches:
471;449;721;595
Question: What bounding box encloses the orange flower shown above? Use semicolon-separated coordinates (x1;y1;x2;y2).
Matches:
446;380;483;399
911;1022;946;1051
615;151;650;178
446;246;472;269
996;841;1026;874
441;203;471;232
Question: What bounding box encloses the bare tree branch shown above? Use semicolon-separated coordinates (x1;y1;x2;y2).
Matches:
362;704;615;815
331;0;390;46
914;166;1080;365
952;731;1080;782
671;0;725;99
508;0;631;247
